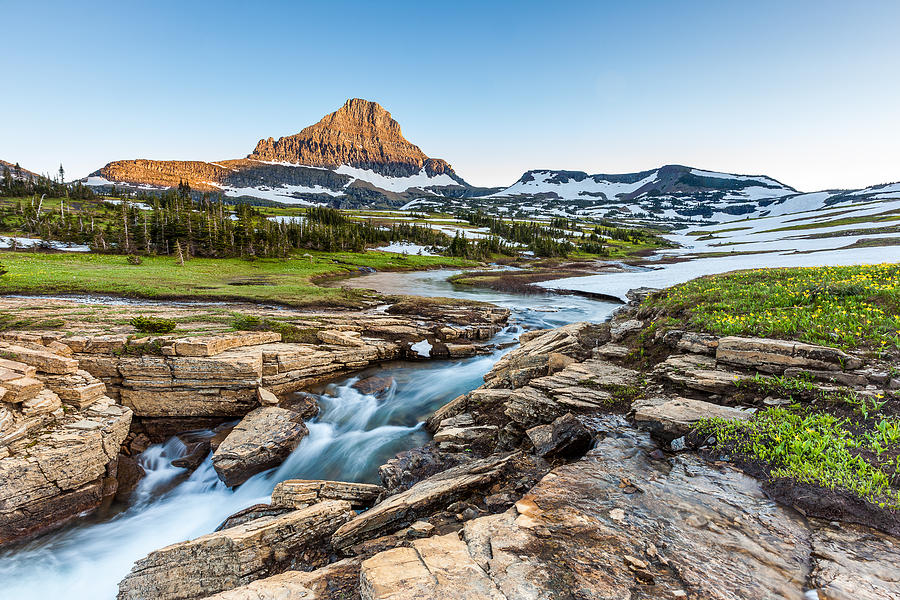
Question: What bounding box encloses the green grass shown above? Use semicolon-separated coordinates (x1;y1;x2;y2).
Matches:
0;250;476;309
698;407;900;509
645;264;900;351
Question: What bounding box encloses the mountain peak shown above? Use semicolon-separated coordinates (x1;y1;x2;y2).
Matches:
248;98;458;179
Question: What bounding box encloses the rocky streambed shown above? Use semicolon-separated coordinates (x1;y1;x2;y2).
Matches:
1;277;898;599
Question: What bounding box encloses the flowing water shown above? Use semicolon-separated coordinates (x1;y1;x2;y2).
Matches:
0;270;618;600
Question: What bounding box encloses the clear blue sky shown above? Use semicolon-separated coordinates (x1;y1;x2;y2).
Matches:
3;0;899;191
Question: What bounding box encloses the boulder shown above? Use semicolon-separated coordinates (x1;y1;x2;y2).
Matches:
279;392;320;420
204;559;361;600
360;533;505;600
332;454;514;550
1;376;43;403
610;319;643;342
672;331;721;355
256;386;280;406
117;500;355;600
633;396;752;442
272;479;384;509
656;354;748;394
716;336;862;373
173;332;282;357
446;343;478;358
526;412;592;458
212;407;309;487
433;425;498;446
352;375;395;397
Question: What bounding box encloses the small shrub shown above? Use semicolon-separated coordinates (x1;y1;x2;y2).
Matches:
230;314;319;344
231;314;262;330
126;254;143;265
130;316;176;334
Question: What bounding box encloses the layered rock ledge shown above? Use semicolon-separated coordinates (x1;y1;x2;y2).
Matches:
169;296;900;599
0;299;509;544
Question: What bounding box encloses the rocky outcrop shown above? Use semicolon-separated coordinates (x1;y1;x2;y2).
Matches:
525;412;592;458
0;304;509;546
65;309;507;418
104;299;900;600
0;342;131;545
212;407;309;487
359;424;897;599
117;500;356;600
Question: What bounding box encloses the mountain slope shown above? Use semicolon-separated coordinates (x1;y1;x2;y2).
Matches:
488;165;797;203
402;164;803;225
0;160;42;181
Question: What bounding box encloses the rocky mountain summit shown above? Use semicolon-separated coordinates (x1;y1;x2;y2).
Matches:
249;98;463;181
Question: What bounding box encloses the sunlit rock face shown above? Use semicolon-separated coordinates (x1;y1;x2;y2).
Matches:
249;98;462;180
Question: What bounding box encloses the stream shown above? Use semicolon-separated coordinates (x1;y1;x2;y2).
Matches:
0;270;618;600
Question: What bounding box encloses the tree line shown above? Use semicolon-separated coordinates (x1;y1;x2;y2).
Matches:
2;163;95;199
457;210;575;257
0;184;456;258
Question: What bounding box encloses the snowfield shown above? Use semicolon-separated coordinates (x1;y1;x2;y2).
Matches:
0;236;91;252
539;195;900;300
334;165;461;193
83;176;168;191
209;183;340;204
489;170;659;200
540;246;898;302
370;242;438;256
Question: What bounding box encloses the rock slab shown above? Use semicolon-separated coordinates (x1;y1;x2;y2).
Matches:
212;407;309;487
117;500;355;600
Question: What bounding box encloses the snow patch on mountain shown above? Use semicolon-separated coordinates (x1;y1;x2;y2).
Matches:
208;182;342;204
334;165;462;193
489;170;659;200
82;176;167;191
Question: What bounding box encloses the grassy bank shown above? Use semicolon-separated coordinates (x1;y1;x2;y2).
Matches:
645;263;900;352
0;250;476;309
632;263;900;527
